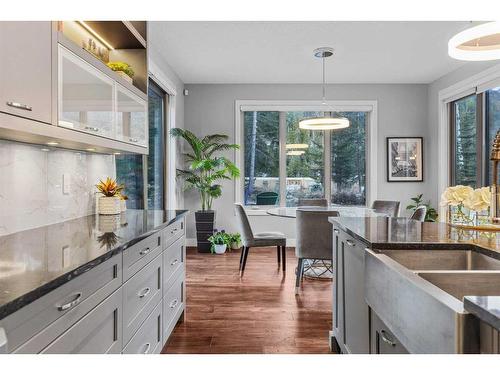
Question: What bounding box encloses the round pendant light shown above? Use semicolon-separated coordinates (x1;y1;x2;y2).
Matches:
299;47;350;130
448;22;500;61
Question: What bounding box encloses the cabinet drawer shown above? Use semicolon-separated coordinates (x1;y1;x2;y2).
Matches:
163;237;185;290
163;219;184;249
162;270;184;343
123;253;162;345
123;233;162;281
370;311;408;354
4;254;121;353
40;287;122;354
123;301;162;354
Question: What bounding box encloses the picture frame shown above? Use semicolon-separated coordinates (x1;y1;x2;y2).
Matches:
386;137;423;182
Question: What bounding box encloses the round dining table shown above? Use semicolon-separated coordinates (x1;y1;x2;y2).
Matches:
265;205;383;279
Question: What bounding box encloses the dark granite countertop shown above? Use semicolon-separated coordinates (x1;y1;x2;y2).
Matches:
0;209;187;320
464;296;500;331
329;216;500;259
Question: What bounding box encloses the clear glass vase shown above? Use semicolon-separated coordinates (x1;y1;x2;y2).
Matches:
474;209;491;226
448;204;474;226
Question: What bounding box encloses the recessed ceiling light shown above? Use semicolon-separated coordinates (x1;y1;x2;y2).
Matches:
46;141;59;146
448;22;500;61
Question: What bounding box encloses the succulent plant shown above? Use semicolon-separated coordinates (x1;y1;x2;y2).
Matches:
106;61;134;78
96;177;124;197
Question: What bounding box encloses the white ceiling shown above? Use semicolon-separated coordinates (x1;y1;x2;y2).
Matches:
149;21;473;84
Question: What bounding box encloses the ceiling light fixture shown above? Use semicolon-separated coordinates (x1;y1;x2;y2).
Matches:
286;150;306;156
448;22;500;61
77;21;114;50
285;143;309;150
299;47;349;131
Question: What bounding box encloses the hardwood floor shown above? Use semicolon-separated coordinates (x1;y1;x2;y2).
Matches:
162;246;333;354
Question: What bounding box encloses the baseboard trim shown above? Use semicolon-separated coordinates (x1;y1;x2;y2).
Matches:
186;238;296;247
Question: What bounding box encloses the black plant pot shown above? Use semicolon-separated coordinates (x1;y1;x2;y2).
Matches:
195;210;216;253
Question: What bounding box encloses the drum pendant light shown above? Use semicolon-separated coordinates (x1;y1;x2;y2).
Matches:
299;47;349;130
448;22;500;61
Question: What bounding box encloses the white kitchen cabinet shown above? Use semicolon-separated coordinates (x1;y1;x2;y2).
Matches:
58;45;115;139
0;22;52;124
116;83;147;146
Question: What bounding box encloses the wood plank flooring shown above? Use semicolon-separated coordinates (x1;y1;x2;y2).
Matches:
162;246;332;354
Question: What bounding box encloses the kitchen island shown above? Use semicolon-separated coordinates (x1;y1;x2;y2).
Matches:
0;209;187;354
329;216;500;354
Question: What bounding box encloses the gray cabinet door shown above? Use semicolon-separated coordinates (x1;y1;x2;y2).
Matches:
332;226;344;349
41;288;122;354
123;301;162;354
343;234;370;354
370;311;409;354
0;22;52;124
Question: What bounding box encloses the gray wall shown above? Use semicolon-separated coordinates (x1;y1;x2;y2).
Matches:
182;83;430;240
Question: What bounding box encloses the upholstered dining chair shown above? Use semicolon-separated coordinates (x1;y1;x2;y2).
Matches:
371;200;401;217
409;206;427;222
295;208;339;295
234;204;287;276
297;198;328;207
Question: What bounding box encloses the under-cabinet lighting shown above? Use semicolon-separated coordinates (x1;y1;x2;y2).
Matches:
40;148;50;152
113;152;121;155
46;141;59;146
86;148;96;152
77;21;114;50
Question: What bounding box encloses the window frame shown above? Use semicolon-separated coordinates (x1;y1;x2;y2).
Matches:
235;100;378;213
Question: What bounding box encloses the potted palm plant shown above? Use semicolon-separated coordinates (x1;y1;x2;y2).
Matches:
171;128;240;252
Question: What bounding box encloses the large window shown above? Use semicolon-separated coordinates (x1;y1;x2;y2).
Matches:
450;87;500;188
116;79;167;210
243;109;368;207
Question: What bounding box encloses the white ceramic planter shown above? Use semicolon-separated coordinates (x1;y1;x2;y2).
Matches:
115;70;133;84
120;200;127;212
213;244;227;254
98;196;122;215
231;242;241;250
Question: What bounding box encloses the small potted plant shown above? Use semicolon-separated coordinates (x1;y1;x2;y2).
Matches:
106;61;135;84
208;230;229;254
228;233;242;250
96;177;124;215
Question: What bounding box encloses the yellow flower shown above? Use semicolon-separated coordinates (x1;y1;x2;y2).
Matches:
440;185;474;206
464;187;491;212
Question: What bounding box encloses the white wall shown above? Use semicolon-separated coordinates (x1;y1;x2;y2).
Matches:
182;83;430;240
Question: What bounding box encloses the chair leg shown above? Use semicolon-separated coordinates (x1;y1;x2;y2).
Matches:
240;246;250;276
281;246;286;272
295;258;304;295
276;245;281;265
239;246;245;269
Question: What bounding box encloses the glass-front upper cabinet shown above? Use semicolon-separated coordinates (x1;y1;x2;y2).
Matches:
58;45;114;139
116;84;147;147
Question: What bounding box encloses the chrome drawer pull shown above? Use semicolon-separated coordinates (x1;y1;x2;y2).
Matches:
6;101;32;111
333;229;339;234
380;330;396;347
142;343;151;354
138;287;151;298
129;138;139;143
169;299;179;309
139;247;151;256
57;293;82;311
84;126;99;132
345;239;355;247
171;228;178;234
170;259;179;266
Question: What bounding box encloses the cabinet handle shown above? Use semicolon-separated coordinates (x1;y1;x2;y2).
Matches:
334;229;339;234
6;101;32;111
139;247;151;256
379;330;396;347
142;343;151;354
57;292;82;311
84;126;99;132
129;138;139;143
170;259;179;266
346;239;355;247
169;299;179;309
171;228;178;235
138;287;151;299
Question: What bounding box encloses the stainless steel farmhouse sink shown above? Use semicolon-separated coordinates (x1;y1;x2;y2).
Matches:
365;248;500;353
379;249;500;271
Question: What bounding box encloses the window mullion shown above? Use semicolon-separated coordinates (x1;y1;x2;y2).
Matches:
279;111;287;207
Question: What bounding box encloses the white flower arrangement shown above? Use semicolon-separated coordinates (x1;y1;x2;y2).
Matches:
440;185;491;212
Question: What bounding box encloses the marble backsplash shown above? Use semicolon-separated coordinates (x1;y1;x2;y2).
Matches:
0;140;115;236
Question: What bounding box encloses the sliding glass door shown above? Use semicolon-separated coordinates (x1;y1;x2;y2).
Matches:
115;79;167;210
